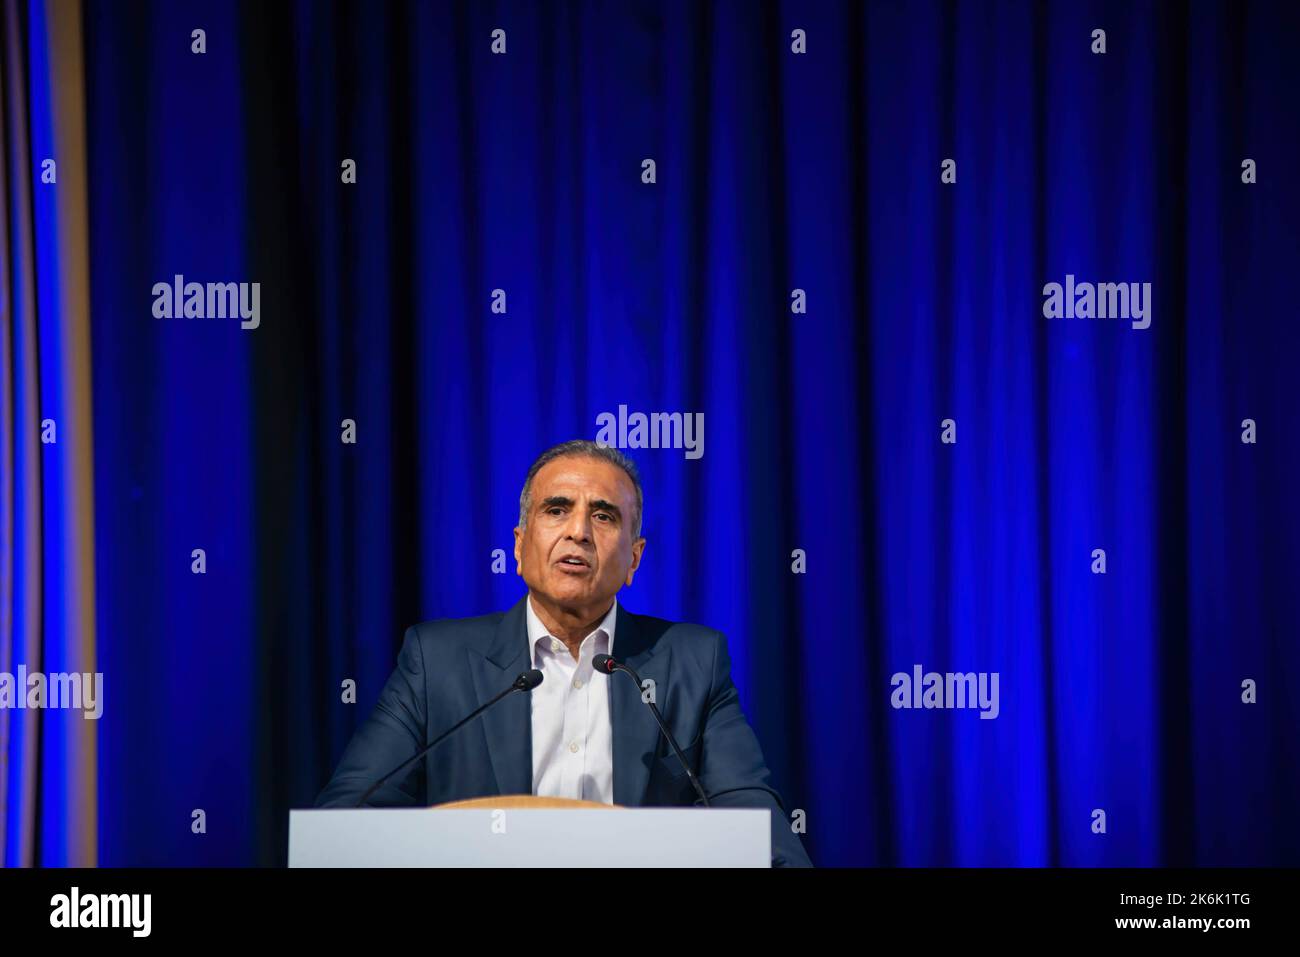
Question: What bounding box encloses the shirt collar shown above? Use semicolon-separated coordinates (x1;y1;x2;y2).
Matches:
525;594;617;667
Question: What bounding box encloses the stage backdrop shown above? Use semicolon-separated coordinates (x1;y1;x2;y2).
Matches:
1;0;1297;866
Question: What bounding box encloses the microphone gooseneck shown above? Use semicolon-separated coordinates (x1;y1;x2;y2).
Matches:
594;653;711;808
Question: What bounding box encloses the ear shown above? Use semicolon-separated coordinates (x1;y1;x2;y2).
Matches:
625;536;646;586
513;526;523;576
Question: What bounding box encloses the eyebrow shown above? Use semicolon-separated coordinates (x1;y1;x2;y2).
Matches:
590;499;623;521
539;496;622;521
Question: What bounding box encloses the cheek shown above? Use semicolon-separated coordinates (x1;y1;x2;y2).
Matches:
599;539;629;571
530;534;557;560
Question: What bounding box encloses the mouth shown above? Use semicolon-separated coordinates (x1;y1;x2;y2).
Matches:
554;555;592;573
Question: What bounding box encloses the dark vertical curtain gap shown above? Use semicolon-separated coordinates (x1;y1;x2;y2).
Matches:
1154;1;1196;869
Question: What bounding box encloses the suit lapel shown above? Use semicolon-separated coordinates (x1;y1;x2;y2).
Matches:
468;596;532;797
611;604;672;807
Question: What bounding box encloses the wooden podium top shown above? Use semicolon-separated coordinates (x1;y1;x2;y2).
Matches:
429;795;620;810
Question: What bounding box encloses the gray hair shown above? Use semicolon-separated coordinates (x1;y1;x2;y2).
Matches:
518;440;643;538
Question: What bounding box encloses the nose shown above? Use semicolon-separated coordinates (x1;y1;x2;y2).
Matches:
562;508;592;543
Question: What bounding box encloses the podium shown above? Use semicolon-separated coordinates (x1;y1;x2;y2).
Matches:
289;796;771;867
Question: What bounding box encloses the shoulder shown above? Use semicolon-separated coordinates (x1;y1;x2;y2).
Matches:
624;608;719;641
620;607;726;671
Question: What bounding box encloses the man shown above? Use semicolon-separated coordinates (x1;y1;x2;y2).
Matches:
315;439;812;867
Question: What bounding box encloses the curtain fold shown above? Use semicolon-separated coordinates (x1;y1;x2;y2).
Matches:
0;0;96;868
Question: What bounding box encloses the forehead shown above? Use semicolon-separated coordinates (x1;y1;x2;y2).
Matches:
531;455;634;503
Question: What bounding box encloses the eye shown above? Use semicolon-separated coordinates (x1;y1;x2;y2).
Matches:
595;512;613;523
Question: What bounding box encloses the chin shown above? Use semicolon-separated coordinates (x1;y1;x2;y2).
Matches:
552;583;605;606
541;577;584;596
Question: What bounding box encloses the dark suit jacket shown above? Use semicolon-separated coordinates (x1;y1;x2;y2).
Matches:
315;595;813;867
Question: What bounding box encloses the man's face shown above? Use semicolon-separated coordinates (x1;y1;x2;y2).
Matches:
514;455;645;614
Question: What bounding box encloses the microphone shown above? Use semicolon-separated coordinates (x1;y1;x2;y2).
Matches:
355;669;543;807
593;653;710;808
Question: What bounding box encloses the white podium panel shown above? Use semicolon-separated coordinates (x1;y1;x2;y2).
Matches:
289;808;771;867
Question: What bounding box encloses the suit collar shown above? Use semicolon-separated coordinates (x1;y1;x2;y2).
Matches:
483;595;532;672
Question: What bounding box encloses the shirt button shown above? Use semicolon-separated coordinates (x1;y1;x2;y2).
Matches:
550;639;562;652
573;677;583;689
568;741;579;753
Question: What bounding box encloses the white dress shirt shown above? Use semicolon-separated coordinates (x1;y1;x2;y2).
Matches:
525;594;616;804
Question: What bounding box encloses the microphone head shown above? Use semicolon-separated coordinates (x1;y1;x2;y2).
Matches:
592;653;615;674
516;669;544;691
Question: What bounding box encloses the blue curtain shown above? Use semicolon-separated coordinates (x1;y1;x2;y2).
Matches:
4;0;1294;866
2;0;97;867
